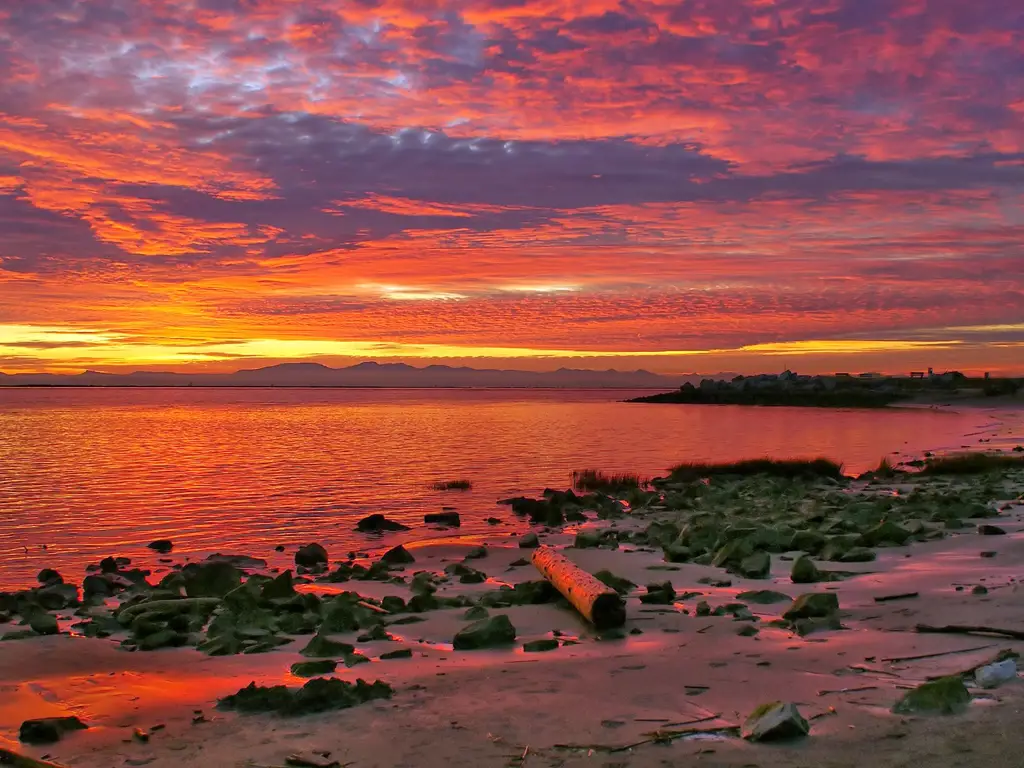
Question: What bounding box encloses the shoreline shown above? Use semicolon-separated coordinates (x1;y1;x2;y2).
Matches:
2;452;1024;766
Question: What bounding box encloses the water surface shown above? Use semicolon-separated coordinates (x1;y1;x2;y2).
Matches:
0;387;1005;588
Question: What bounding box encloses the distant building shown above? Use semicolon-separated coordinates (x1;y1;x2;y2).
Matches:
910;371;926;379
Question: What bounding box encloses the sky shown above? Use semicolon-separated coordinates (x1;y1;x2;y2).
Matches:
0;0;1022;376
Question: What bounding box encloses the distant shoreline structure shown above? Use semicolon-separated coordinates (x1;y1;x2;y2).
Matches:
628;370;1024;408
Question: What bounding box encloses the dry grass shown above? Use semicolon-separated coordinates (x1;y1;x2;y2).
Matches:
668;457;845;481
572;469;648;492
920;453;1024;475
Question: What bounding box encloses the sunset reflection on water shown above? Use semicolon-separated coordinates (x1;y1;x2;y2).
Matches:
0;388;997;588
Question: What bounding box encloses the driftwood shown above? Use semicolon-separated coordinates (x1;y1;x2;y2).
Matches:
531;547;626;629
915;624;1024;641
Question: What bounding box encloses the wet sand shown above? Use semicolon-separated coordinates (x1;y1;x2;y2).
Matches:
2;472;1024;768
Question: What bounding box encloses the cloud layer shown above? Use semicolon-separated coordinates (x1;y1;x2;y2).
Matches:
0;1;1022;372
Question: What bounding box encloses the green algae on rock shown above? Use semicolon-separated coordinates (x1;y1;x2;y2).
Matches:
892;676;971;715
218;677;393;716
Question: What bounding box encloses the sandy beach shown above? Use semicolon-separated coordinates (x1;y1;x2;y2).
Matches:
3;441;1024;768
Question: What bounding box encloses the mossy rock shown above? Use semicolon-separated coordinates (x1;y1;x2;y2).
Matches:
260;571;297;601
594;570;635;595
790;556;827;584
380;545;415;565
574;531;601;549
381;595;406;613
291;660;337;677
380;648;413;660
662;544;691;563
858;521;911;547
792;614;842;636
300;632;355;658
742;702;809;742
463;605;490;621
218;677;393;716
19;716;88;745
464;546;488;560
738;551;771;579
840;546;876;563
452;614;516;650
137;628;187;650
518;533;540;549
791;531;826;555
523;638;559;652
183;561;242;598
783;592;839;620
639;582;675;605
28;612;59;635
736;590;790;604
892;676;971;715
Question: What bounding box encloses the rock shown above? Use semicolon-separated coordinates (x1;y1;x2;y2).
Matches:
147;539;174;554
380;545;415;565
19;716;88;744
783;592;839;620
183;561;242;598
82;574;114;600
486;517;502;525
286;752;341;768
738;551;771;579
792;615;842;636
217;677;393;716
791;555;826;584
742;702;809;742
663;544;691;563
464;546;488;560
639;582;675;605
452;615;516;650
978;524;1006;536
463;605;489;620
260;570;297;601
290;660;338;677
839;547;876;563
695;600;712;616
381;595;406;613
300;633;355;658
138;628;187;650
380;648;413;660
975;659;1018;689
523;638;559;652
518;533;539;549
980;551;998;558
28;612;59;635
736;590;790;604
892;676;971;715
737;623;760;637
295;543;328;569
36;568;62;585
573;531;601;549
972;585;988;595
858;521;911;547
356;514;410;532
424;511;461;526
594;570;635;595
791;531;826;555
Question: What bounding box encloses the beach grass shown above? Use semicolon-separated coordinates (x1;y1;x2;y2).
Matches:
572;469;649;492
920;453;1024;476
667;457;845;481
431;479;473;491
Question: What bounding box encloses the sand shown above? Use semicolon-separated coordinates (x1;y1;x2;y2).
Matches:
3;479;1024;768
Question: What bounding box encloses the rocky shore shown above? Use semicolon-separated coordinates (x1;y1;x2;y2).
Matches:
2;456;1024;767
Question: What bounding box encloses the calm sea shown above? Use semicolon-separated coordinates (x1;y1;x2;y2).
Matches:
0;387;1008;589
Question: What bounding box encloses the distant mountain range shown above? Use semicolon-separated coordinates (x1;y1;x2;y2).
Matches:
0;361;722;389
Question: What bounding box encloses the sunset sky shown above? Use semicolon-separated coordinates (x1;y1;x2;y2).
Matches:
0;1;1021;375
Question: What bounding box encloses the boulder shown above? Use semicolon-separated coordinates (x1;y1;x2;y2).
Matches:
82;574;114;600
380;545;415;565
463;606;489;620
356;515;411;532
147;539;174;554
295;543;329;568
892;676;971;715
742;702;809;742
791;555;826;584
452;614;516;650
36;568;62;586
183;561;242;598
518;533;540;549
978;524;1006;536
783;592;839;620
639;582;675;605
260;570;297;601
28;612;59;635
424;511;461;526
523;638;559;652
839;547;876;563
300;632;355;658
738;551;771;579
858;521;911;547
662;544;691;563
19;716;88;744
